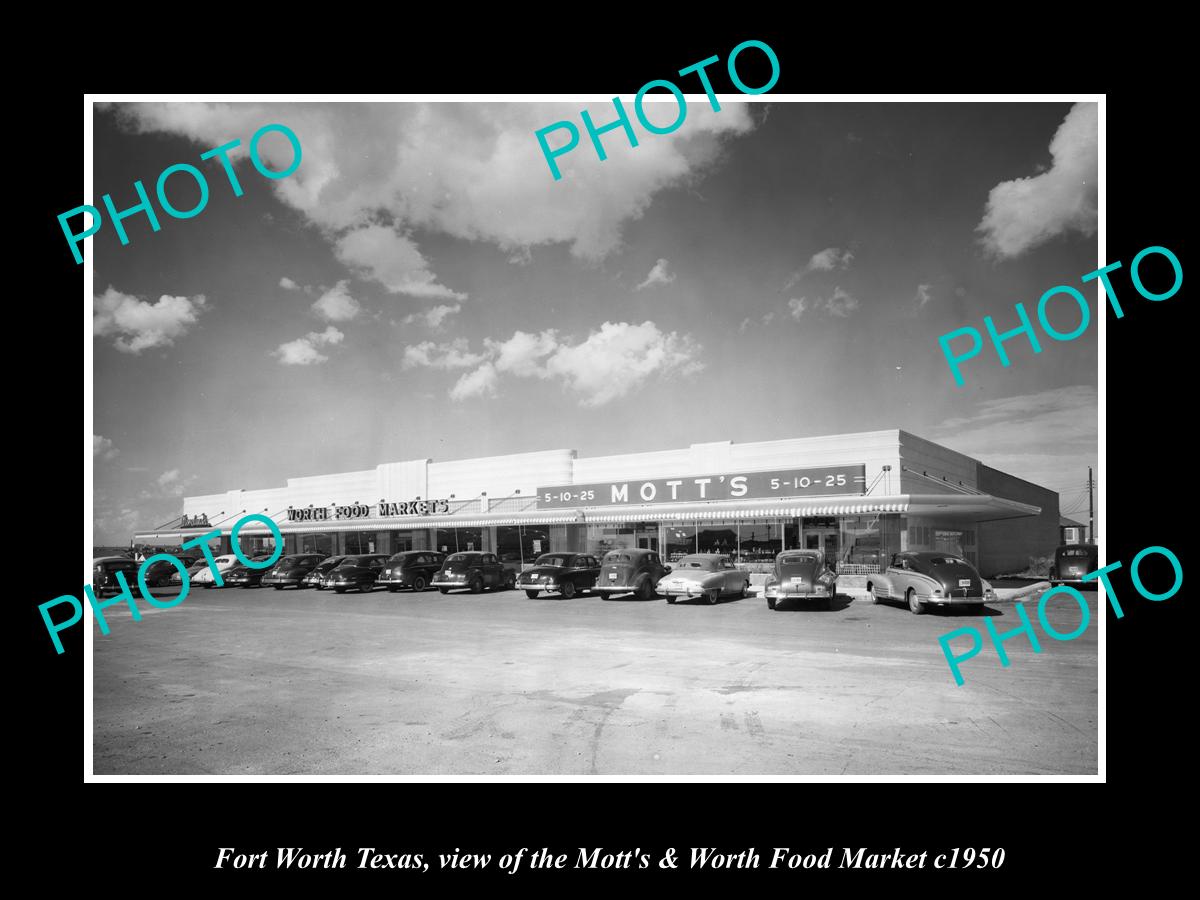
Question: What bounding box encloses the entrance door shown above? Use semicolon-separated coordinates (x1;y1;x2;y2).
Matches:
802;518;840;568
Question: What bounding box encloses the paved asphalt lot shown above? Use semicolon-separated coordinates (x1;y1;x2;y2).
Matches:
93;583;1098;775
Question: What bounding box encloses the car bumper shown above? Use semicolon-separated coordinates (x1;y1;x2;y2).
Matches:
658;584;716;598
431;579;469;588
764;584;833;599
375;575;411;586
926;594;989;606
262;575;303;586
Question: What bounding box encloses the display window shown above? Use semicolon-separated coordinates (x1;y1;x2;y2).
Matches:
496;525;550;566
300;533;333;557
436;527;482;554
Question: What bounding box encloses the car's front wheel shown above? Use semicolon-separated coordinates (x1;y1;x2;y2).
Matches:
739;581;749;599
438;587;450;595
907;587;925;615
525;590;539;599
598;592;611;601
767;597;777;610
470;576;483;594
560;581;576;599
665;596;676;604
412;575;427;592
866;582;880;604
636;580;653;601
707;590;719;605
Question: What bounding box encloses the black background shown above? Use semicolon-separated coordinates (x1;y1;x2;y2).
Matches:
23;22;1186;885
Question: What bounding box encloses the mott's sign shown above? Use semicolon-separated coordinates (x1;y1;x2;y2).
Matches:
537;465;866;509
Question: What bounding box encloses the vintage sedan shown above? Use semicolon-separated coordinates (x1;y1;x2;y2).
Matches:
191;554;242;588
91;556;140;598
516;552;602;599
376;551;446;593
140;555;198;588
763;549;838;610
433;552;515;594
866;551;995;614
658;553;750;605
303;555;347;590
222;555;277;588
1050;544;1098;585
169;556;211;587
261;553;325;590
595;548;669;601
326;554;390;594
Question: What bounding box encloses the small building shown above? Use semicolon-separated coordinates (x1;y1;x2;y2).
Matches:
134;429;1061;578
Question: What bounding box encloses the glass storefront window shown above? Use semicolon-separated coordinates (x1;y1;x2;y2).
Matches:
584;523;657;557
497;525;550;566
838;514;900;573
300;533;333;557
384;531;414;554
436;527;482;554
235;534;277;557
344;531;377;554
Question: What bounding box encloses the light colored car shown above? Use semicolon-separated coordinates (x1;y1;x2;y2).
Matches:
191;554;240;587
763;549;837;610
658;553;750;605
866;551;995;615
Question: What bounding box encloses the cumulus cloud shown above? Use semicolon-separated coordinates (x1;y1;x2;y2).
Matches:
157;469;181;489
311;280;362;322
915;283;933;309
107;101;755;268
977;103;1098;259
787;297;807;320
634;258;676;291
93;434;119;461
401;338;487;370
402;303;461;329
428;321;702;406
450;362;499;401
279;276;300;290
823;287;859;317
93;286;207;354
807;247;855;272
272;326;344;365
335;225;466;299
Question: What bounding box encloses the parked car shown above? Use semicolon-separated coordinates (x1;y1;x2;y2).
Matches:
763;549;837;610
303;555;347;590
516;552;602;599
326;554;390;594
1050;544;1098;585
139;555;198;588
222;555;276;588
191;554;242;588
432;552;515;594
261;553;325;590
866;551;995;614
376;551;446;593
170;556;211;587
658;553;750;605
595;548;669;601
91;556;140;597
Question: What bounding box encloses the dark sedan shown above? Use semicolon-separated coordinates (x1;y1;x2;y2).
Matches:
432;552;515;594
595;548;669;601
304;555;348;590
141;555;199;588
376;551;446;593
261;553;326;590
516;552;602;599
763;549;838;610
91;556;139;598
223;555;276;588
327;554;390;594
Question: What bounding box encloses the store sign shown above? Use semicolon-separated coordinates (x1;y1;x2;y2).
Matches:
179;514;210;528
537;464;866;509
378;499;451;517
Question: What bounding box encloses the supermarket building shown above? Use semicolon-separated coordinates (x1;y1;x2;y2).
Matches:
133;429;1060;577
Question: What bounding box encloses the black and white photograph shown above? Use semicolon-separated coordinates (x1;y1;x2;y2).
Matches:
83;90;1103;778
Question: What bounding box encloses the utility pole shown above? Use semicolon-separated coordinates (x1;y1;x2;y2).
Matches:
1088;466;1095;544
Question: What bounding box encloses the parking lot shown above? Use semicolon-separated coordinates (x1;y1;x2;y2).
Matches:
92;583;1098;775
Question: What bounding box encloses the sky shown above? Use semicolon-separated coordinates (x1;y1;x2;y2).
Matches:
90;100;1100;544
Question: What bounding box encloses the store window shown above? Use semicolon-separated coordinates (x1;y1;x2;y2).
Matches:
436;527;482;553
344;531;377;554
736;519;795;564
300;533;333;557
384;531;414;554
235;534;277;558
497;525;550;566
584;523;657;557
838;514;901;573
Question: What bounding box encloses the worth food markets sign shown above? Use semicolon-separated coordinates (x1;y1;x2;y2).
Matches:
536;465;866;509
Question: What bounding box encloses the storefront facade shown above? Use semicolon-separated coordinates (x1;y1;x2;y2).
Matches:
134;430;1060;577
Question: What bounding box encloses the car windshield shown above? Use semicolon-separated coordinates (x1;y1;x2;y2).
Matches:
535;554;573;567
780;553;819;565
604;553;631;563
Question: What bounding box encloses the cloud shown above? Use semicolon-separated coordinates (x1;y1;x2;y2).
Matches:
806;247;854;272
507;247;533;266
311;280;361;322
335;224;466;299
929;385;1097;497
449;362;499;401
93;434;119;461
822;286;859;317
634;258;676;291
915;283;933;309
93;287;207;354
438;321;702;406
401;338;487;370
157;469;181;489
740;310;778;331
107;101;755;265
977;102;1098;259
787;297;807;320
402;303;461;329
279;276;300;290
272;326;344;365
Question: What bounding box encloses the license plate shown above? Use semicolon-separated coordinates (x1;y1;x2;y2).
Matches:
531;574;540;579
608;573;617;580
958;579;971;587
790;576;803;583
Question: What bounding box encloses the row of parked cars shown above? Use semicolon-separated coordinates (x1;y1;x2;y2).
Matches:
87;545;1002;613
